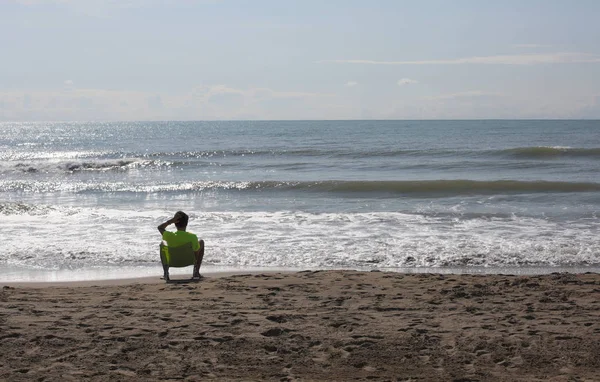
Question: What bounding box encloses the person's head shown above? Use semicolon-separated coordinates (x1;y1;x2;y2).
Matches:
174;211;189;230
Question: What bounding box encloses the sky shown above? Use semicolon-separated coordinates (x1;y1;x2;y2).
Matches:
1;0;600;120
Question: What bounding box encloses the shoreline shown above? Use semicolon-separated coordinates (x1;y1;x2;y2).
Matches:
1;264;599;286
0;265;305;286
1;270;598;380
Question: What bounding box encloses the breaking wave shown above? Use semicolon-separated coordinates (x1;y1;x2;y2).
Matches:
4;146;600;164
2;179;600;196
3;159;179;174
500;146;600;159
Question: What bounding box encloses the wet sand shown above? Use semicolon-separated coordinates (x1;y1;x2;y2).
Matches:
1;271;599;381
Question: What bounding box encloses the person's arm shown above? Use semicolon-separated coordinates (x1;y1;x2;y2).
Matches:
158;215;180;235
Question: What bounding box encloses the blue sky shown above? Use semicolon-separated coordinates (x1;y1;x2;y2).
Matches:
1;0;600;120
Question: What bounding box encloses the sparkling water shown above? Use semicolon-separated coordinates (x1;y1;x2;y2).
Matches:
1;120;599;280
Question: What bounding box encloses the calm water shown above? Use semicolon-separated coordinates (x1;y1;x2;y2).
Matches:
1;120;599;279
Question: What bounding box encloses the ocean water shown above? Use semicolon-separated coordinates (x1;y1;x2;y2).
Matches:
1;120;599;281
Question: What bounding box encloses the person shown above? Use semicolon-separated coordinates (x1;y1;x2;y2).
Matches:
158;211;204;280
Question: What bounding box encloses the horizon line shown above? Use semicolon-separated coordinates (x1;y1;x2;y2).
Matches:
2;118;600;123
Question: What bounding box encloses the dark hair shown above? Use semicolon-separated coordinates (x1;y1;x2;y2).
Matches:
175;211;189;229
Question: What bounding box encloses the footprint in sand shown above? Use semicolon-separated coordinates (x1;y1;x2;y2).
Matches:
261;327;290;337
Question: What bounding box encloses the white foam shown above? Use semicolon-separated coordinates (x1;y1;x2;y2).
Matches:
2;206;599;274
0;150;113;161
0;158;174;175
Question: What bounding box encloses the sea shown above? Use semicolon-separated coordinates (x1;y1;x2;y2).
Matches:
1;120;599;282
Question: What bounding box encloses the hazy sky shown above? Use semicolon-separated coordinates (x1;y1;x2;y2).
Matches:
2;0;600;120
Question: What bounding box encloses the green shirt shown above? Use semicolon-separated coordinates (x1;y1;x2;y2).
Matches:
162;230;200;251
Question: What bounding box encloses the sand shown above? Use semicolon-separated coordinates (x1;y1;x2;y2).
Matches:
1;271;599;381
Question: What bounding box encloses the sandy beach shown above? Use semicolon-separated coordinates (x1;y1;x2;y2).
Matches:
1;271;599;381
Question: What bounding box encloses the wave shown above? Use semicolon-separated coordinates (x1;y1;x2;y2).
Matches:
2;148;464;160
3;179;600;196
272;180;600;195
0;202;56;215
5;146;600;164
332;146;600;160
500;146;600;159
159;146;600;160
0;150;119;161
289;146;600;160
144;149;328;159
58;160;137;172
3;208;599;270
4;159;180;174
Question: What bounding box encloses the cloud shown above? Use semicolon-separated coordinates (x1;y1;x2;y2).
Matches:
22;94;32;109
317;52;600;66
1;84;596;120
0;85;332;121
397;78;418;86
250;88;330;99
423;90;503;101
385;90;589;119
345;81;358;87
146;95;163;110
